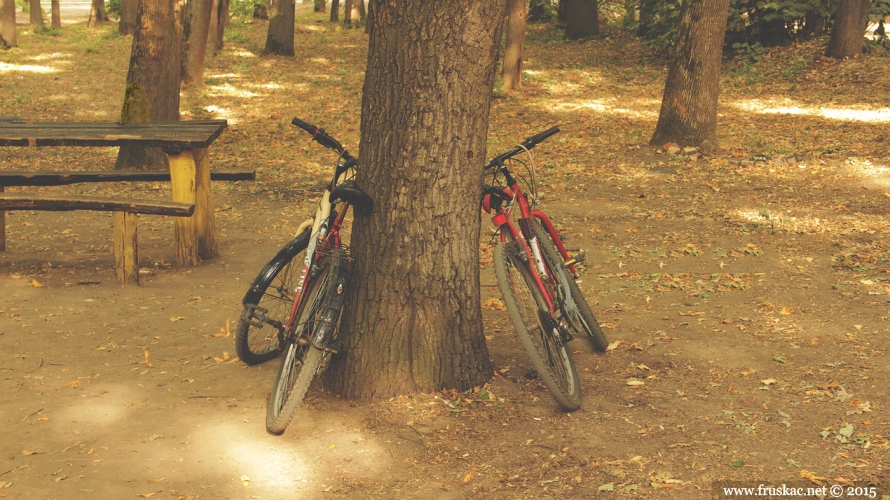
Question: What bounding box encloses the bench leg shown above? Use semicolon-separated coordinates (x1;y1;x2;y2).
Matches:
0;185;5;252
167;150;200;267
113;211;139;285
193;148;218;260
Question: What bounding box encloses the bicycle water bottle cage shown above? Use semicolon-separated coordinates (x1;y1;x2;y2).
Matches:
331;179;374;214
482;185;514;213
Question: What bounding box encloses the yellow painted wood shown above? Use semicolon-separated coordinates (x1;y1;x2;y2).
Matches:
168;150;200;267
193;148;218;259
113;211;139;285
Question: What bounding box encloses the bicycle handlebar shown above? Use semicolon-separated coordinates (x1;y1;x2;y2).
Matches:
292;117;344;152
484;125;560;170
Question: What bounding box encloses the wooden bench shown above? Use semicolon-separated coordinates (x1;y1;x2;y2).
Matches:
0;193;194;284
0;169;255;284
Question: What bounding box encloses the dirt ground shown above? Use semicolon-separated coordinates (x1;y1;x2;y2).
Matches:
2;8;890;500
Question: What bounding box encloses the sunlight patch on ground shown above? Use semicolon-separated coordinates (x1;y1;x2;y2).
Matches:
731;98;890;123
548;98;660;120
0;61;58;74
29;52;70;62
232;50;257;58
206;83;261;99
844;157;890;189
309;57;331;64
203;105;239;123
206;72;241;79
55;383;135;429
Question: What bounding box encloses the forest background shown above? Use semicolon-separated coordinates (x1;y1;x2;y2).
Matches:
1;0;890;499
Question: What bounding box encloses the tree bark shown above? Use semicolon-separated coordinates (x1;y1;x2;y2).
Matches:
30;0;44;27
119;0;137;35
826;0;870;59
181;0;213;89
563;0;598;39
314;0;325;13
88;0;107;27
265;0;294;55
326;0;505;400
51;0;61;29
116;0;182;170
649;0;729;149
207;0;228;54
501;0;527;92
329;0;339;21
1;0;17;48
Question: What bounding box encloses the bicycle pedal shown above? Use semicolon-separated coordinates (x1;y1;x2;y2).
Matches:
563;250;586;268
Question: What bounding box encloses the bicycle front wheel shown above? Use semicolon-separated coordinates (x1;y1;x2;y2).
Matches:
235;228;311;365
494;241;582;410
266;250;350;435
533;220;608;352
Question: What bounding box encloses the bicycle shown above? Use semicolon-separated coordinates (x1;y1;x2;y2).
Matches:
482;126;608;410
234;118;372;435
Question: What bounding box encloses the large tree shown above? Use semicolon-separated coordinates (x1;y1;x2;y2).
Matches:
326;0;505;400
88;0;107;27
51;0;61;29
116;0;182;170
264;0;295;55
119;0;137;35
181;0;213;88
501;0;527;92
649;0;730;149
826;0;870;59
29;0;45;27
562;0;598;39
207;0;229;54
0;0;16;48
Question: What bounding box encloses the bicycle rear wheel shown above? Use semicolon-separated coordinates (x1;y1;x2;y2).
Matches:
266;250;350;435
533;220;608;352
235;228;311;365
494;241;582;410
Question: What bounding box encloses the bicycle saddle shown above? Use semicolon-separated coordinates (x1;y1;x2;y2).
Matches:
331;179;374;214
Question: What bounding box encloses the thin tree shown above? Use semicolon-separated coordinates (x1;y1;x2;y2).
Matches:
314;0;325;13
207;0;229;54
88;0;108;27
563;0;598;39
501;0;527;92
51;0;61;29
116;0;182;170
826;0;870;59
0;0;16;48
330;0;339;21
649;0;730;149
326;0;506;400
29;0;45;27
265;0;294;55
120;0;137;35
181;0;213;88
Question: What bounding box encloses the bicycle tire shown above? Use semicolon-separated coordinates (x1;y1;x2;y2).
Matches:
235;228;312;365
266;250;350;435
533;220;609;352
494;241;582;410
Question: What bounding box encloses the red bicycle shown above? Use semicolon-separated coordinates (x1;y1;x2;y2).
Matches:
482;126;608;410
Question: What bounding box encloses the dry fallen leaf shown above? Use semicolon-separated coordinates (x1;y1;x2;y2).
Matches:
761;378;778;386
779;307;794;315
31;279;44;288
627;380;645;386
817;380;838;390
606;340;624;351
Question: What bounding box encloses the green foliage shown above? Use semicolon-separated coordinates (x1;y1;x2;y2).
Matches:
16;0;28;13
231;0;266;19
106;0;122;18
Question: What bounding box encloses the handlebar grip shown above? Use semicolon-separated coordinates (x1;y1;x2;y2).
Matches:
524;126;560;148
291;117;318;135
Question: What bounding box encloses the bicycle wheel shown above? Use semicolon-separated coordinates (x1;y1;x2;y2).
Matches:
494;241;582;410
266;250;350;435
235;228;311;365
533;220;609;352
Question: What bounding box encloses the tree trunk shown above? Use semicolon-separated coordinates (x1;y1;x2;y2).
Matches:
207;0;228;54
314;0;325;13
88;0;107;27
51;0;61;29
638;0;656;36
181;0;213;89
326;0;505;400
264;0;294;55
528;0;550;22
343;0;359;27
649;0;729;149
329;0;339;21
826;0;870;59
501;0;527;92
116;0;181;170
119;0;137;35
563;0;598;39
30;0;44;27
0;0;15;48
